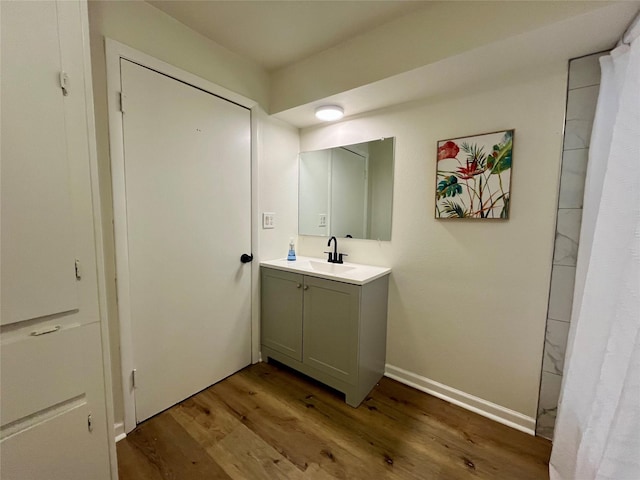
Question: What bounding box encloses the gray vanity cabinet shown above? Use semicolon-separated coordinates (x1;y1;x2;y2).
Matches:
302;275;360;385
261;268;303;361
261;266;389;407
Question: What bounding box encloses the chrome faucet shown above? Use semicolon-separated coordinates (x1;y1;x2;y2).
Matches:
325;236;347;264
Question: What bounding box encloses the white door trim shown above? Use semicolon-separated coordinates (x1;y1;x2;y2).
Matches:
79;5;118;479
105;38;258;434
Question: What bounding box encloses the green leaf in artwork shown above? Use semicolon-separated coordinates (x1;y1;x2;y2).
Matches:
441;199;467;218
460;142;487;169
487;134;512;175
437;175;463;199
500;194;510;218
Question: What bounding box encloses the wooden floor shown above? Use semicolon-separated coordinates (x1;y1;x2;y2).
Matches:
117;362;551;479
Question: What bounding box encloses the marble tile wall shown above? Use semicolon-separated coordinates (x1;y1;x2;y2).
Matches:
536;52;603;440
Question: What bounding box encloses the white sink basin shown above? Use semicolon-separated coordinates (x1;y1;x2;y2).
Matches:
260;256;391;285
308;260;355;274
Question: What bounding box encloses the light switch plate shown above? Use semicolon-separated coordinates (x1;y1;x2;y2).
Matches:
263;212;275;229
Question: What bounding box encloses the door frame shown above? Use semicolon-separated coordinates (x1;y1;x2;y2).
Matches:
105;39;259;434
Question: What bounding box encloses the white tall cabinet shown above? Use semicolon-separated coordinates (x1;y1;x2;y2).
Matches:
1;1;114;479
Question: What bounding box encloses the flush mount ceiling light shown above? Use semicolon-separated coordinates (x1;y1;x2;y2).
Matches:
315;105;344;121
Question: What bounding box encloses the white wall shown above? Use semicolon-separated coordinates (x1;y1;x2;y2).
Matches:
298;64;568;419
88;0;297;428
256;110;300;262
89;1;269;107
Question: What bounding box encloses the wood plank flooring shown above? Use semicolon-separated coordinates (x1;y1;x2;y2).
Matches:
117;362;551;479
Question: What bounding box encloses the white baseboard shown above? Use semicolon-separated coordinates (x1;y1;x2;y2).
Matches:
114;422;126;443
384;364;536;435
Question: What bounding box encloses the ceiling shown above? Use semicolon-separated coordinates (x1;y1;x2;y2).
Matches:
274;1;639;127
146;1;639;128
148;0;428;71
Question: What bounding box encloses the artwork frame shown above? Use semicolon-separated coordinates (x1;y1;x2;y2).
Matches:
435;129;514;219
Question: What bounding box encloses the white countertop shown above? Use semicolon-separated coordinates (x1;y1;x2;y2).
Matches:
260;256;391;285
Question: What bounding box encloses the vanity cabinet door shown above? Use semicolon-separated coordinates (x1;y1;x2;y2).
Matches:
303;276;360;385
261;269;303;361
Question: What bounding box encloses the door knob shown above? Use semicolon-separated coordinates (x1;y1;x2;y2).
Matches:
240;253;253;263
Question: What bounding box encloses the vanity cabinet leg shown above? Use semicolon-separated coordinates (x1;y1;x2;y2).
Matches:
345;388;367;408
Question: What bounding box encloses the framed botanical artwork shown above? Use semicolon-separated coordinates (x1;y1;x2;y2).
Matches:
435;129;514;219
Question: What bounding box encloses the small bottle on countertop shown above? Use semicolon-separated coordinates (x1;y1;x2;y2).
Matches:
287;238;296;261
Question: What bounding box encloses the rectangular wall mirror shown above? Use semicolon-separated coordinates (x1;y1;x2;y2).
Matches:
299;137;394;241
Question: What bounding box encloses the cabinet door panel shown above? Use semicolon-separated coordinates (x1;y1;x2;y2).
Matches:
0;1;78;325
303;277;359;384
1;325;84;426
1;402;107;480
261;269;303;361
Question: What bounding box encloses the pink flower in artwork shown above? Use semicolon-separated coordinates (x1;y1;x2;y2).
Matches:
438;141;459;161
456;160;485;180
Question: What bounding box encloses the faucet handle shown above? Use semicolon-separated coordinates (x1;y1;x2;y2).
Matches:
337;253;348;264
323;251;334;263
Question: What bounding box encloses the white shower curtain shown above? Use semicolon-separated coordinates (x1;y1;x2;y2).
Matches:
550;17;640;480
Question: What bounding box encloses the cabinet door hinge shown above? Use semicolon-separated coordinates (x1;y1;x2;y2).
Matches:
132;369;137;388
119;92;125;113
59;71;69;96
75;259;81;280
87;413;93;432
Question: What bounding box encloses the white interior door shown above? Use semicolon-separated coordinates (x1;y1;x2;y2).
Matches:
120;59;252;423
